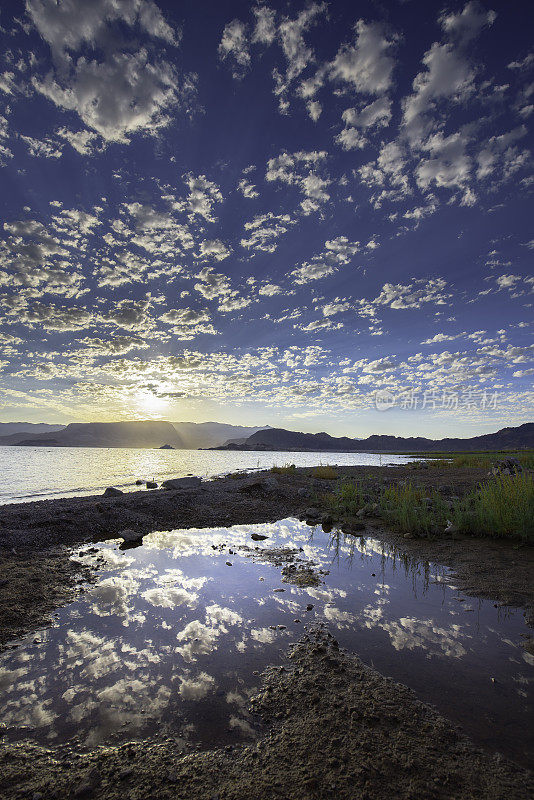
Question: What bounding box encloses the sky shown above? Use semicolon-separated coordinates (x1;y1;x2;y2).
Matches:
0;0;532;438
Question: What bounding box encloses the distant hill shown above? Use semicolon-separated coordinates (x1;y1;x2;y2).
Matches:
1;421;185;449
212;423;534;453
171;422;267;449
0;422;65;443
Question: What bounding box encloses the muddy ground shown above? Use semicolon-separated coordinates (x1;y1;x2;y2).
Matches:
1;628;532;800
0;464;533;798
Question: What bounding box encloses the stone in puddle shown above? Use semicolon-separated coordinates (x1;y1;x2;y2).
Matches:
226;561;232;566
120;529;144;544
251;533;269;541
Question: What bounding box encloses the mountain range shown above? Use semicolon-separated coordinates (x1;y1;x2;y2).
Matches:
0;420;531;452
0;421;266;449
214;423;534;453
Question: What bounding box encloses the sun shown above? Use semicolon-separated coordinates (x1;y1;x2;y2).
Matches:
134;391;169;418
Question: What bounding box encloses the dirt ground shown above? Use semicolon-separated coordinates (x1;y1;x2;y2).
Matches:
0;465;533;798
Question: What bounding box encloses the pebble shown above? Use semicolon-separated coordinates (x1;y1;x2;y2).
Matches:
225;561;232;566
273;588;285;592
306;604;314;611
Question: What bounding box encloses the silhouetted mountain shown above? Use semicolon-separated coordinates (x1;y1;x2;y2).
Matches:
212;423;534;452
3;421;185;449
0;422;65;444
171;422;268;449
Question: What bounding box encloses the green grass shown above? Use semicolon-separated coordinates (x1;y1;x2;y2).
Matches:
454;473;534;542
310;465;338;480
378;483;450;535
271;463;297;475
417;450;534;470
326;480;366;515
323;473;534;542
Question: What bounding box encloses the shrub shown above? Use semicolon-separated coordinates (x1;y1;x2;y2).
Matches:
310;465;338;480
455;473;534;542
271;463;297;475
327;481;366;515
378;483;449;535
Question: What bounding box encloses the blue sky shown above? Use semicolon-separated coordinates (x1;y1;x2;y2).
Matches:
0;0;532;437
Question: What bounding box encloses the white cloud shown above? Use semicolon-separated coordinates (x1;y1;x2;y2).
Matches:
241;212;295;253
440;2;496;44
237;178;259;198
373;278;451;310
218;19;250;78
329;20;396;94
28;0;186;144
290;236;360;284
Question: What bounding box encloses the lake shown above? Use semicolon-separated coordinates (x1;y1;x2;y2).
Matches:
0;446;413;504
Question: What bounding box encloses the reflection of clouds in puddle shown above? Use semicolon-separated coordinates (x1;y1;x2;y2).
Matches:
176;604;244;662
178;671;215;700
142;586;199;610
89;574;140;617
306;587;347;602
229;716;255;737
205;604;243;629
176;620;221;662
323;605;356;626
1;517;531;755
359;608;469;658
250;627;277;644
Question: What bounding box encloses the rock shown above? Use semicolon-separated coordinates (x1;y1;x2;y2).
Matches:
341;522;365;534
120;529;144;544
146;481;158;489
226;561;232;566
74;767;101;797
262;476;278;491
304;508;320;519
135;479;144;485
321;514;334;526
491;458;523;476
306;604;314;611
103;487;123;496
297;487;310;497
163;476;202;490
251;533;269;541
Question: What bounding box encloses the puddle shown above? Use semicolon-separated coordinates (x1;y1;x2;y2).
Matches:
0;519;532;767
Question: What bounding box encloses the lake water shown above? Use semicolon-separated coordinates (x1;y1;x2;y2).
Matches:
0;446;413;504
0;519;532;767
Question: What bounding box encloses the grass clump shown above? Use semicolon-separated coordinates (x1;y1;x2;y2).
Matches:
327;481;366;515
310;465;338;480
455;473;534;542
271;463;297;475
378;483;450;536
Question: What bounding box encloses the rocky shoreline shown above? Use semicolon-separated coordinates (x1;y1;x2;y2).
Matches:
0;464;533;798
